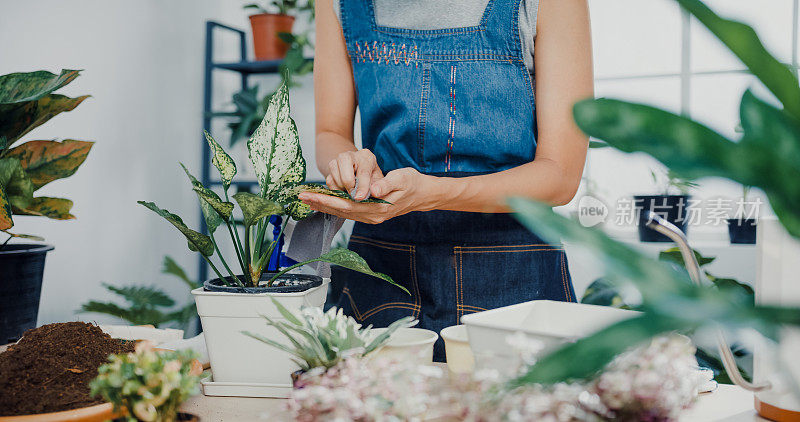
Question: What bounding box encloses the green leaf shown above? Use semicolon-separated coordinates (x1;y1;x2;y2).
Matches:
658;246;715;267
247;81;306;201
291;183;392;204
316;248;409;295
269;297;303;326
675;0;800;120
0;187;13;230
162;255;198;289
508;314;691;386
232;192;283;226
5;139;94;190
104;283;175;307
16;197;75;220
0;94;90;148
204;131;237;190
1;230;43;241
180;163;233;233
0;157;34;211
580;278;630;309
137;200;214;256
0;69;81;104
363;316;416;355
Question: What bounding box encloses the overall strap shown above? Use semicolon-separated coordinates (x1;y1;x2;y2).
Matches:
339;0;374;44
482;0;525;55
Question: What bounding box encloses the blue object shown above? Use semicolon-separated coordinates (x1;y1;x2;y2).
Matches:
330;0;573;362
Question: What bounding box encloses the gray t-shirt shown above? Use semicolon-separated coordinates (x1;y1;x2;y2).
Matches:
333;0;539;73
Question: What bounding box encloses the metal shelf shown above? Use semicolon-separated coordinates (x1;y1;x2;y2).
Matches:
212;59;284;74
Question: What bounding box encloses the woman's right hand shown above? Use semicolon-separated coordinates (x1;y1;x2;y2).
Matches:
326;149;384;201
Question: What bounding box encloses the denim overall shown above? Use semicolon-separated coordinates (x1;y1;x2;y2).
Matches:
332;0;576;361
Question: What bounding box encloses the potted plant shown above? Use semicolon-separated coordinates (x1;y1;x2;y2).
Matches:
0;69;94;344
727;185;757;244
244;1;312;61
139;80;407;396
634;169;697;242
91;342;201;422
508;0;800;419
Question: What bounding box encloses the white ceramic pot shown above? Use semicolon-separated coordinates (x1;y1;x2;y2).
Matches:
440;325;474;374
371;327;438;364
192;278;328;397
461;300;638;375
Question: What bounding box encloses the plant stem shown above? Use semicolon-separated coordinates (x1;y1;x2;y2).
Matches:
223;190;247;273
202;254;238;287
0;233;11;251
210;232;241;286
244;224;252;285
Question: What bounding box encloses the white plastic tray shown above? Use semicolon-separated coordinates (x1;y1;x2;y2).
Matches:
461;300;638;374
201;378;292;398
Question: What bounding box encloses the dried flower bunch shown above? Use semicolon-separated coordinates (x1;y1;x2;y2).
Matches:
90;342;200;422
285;335;709;421
245;299;417;371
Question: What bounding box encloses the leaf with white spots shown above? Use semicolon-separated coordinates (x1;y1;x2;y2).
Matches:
247;82;306;201
204;131;237;190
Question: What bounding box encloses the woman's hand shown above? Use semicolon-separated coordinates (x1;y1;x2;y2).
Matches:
299;167;440;224
325;149;384;201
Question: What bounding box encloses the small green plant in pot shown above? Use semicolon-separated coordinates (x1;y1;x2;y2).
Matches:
245;0;314;61
0;69;94;343
91;342;200;422
140;79;405;395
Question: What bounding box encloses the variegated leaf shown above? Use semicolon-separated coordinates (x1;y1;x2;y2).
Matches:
316;248;408;295
17;197;75;220
247;82;306;201
0;94;90;147
6;139;93;190
1;231;44;241
286;199;314;220
0;157;34;211
0;69;81;104
137;200;214;256
286;183;392;204
232;192;283;227
0;187;13;230
204;131;237;189
180;163;233;233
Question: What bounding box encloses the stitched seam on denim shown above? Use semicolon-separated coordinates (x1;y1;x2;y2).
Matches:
349;240;409;252
459;243;563;249
349;235;414;249
418;65;430;166
459;305;488;311
342;287;418;322
347;50;523;60
411;245;421;319
458;247;464;321
459;248;563;253
445;64;456;172
561;251;571;302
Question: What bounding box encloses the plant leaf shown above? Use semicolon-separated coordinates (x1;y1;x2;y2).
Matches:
580;278;630;309
247;81;306;201
232;192;282;227
0;157;34;211
137;200;214;256
675;0;800;120
17;197;74;220
1;230;44;241
180;163;233;233
162;255;198;289
204;131;237;190
5;139;94;190
104;283;175;307
658;246;715;267
316;248;409;295
0;187;13;230
269;297;304;326
0;94;90;148
0;69;81;104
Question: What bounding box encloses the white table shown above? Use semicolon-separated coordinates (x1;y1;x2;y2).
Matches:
182;384;767;421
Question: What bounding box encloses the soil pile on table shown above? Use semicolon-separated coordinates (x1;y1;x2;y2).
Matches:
0;321;136;416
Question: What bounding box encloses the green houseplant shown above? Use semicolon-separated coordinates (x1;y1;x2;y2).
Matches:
142;79;405;396
0;69;94;343
91;343;200;422
507;0;800;418
244;0;314;61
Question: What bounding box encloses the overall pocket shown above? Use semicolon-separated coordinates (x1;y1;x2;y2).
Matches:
334;235;420;325
453;243;573;322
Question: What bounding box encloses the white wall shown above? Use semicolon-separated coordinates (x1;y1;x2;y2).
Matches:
0;0;319;327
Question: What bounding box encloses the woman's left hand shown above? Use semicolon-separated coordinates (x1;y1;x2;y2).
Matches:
298;167;438;224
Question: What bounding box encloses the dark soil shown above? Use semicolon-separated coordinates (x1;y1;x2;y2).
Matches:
0;321;136;416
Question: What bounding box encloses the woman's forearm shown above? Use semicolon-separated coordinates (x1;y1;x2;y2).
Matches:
424;157;582;213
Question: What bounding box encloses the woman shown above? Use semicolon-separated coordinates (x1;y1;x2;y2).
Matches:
300;0;592;360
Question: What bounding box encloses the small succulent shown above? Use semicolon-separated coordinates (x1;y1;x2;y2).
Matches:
244;298;416;371
90;342;200;422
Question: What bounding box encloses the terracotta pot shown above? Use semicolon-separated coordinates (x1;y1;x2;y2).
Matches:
248;13;295;61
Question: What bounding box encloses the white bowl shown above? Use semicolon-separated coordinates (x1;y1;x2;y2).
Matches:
370;327;438;363
440;325;474;374
461;300;639;375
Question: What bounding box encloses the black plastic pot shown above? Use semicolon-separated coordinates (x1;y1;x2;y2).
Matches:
634;195;690;242
0;244;54;344
203;272;323;294
728;218;757;244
